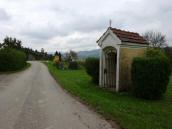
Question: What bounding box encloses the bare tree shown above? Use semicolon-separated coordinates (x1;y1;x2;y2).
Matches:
143;30;167;48
65;52;71;62
69;50;78;61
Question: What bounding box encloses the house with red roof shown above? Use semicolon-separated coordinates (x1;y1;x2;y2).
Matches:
97;27;148;91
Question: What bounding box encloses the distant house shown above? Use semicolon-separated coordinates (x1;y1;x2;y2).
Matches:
97;27;148;92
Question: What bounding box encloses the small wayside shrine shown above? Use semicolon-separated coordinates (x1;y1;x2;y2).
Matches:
97;27;148;92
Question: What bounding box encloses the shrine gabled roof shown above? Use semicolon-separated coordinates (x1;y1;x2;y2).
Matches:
110;27;147;44
97;27;148;45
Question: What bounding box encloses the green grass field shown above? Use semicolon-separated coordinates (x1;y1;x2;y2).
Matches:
45;62;172;129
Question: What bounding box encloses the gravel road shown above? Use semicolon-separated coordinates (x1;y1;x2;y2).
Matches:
0;61;114;129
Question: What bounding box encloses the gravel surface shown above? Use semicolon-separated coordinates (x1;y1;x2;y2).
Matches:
0;61;114;129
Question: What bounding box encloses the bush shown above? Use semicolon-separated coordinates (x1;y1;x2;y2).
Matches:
85;57;99;84
164;47;172;71
146;48;167;58
68;61;78;70
132;49;171;99
77;61;85;69
0;48;26;71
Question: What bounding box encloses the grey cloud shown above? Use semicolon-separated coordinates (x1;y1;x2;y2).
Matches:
21;13;123;40
0;8;10;21
51;35;99;52
22;26;59;39
64;15;120;32
0;0;172;52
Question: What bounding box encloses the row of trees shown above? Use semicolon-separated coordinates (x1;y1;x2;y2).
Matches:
0;36;53;60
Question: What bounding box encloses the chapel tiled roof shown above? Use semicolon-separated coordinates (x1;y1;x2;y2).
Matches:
110;27;148;44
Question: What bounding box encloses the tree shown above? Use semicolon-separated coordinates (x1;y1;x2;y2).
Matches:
64;50;78;62
54;51;62;61
0;43;2;48
59;52;62;61
143;30;167;48
16;40;22;49
69;50;78;61
65;52;71;62
1;36;22;49
55;51;58;56
1;36;52;61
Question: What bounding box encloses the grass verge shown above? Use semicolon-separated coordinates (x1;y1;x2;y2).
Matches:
45;61;172;129
0;62;31;74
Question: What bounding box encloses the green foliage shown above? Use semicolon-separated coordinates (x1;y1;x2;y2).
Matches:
53;62;66;70
146;48;167;58
0;48;26;71
132;49;171;99
54;51;62;61
85;57;99;84
1;36;52;61
77;60;85;69
1;36;22;49
64;50;78;62
68;61;78;70
164;47;172;71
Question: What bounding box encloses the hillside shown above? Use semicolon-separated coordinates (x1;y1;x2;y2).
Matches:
77;49;99;58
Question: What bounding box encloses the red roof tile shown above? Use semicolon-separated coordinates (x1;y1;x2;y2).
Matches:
110;27;148;44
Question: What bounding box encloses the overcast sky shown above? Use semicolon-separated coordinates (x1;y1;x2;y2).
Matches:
0;0;172;52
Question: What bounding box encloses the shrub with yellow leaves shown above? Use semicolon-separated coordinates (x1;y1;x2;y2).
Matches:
53;55;60;64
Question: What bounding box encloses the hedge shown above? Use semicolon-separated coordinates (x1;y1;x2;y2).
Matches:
0;48;26;71
68;61;78;70
85;57;99;84
132;49;171;99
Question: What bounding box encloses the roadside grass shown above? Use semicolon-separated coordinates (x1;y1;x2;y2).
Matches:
0;62;31;74
45;61;172;129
